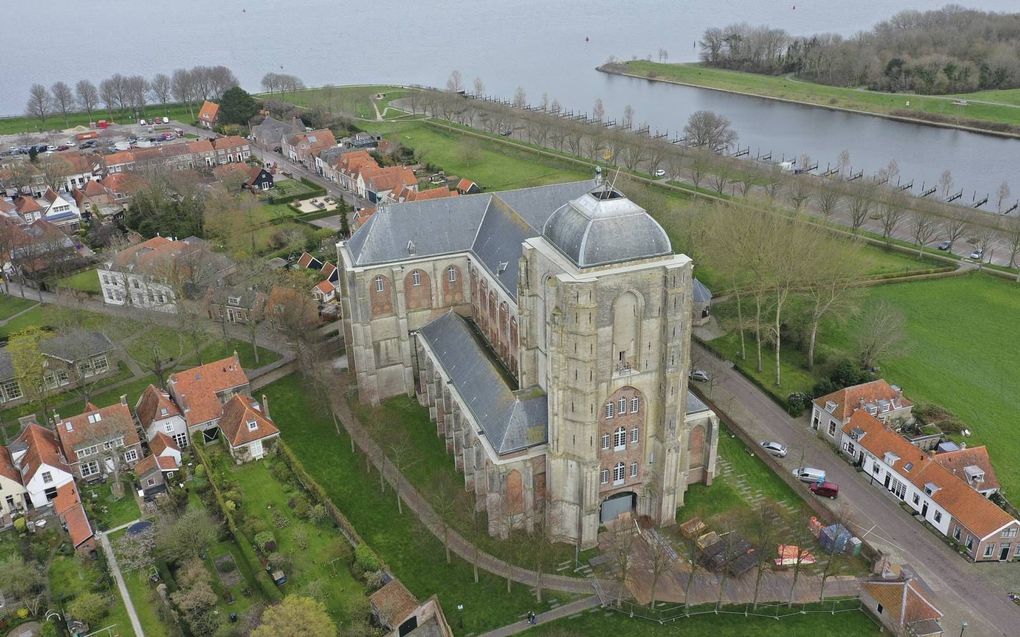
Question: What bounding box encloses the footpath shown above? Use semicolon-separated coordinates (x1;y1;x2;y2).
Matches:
97;518;145;637
476;596;603;637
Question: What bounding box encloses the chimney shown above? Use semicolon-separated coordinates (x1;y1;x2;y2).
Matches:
261;394;270;420
960;442;966;450
120;394;127;405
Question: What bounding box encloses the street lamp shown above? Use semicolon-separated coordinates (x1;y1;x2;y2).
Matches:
959;620;967;637
457;604;464;629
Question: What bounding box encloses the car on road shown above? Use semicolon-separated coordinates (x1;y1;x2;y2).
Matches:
689;369;710;383
969;248;984;260
809;481;839;499
792;467;826;483
760;440;788;457
937;240;952;250
653;169;666;177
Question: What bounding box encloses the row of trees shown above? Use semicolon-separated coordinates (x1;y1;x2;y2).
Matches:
700;7;1020;93
260;72;305;94
24;65;238;125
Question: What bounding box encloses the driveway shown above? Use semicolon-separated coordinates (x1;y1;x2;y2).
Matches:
691;343;1020;637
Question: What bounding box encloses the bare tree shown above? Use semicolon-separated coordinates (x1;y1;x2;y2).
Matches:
788;175;812;211
846;181;876;233
171;68;196;119
1000;216;1020;278
75;79;99;122
151;73;172;109
683;110;737;150
592;98;605;122
51;81;75;127
646;530;673;609
877;190;907;243
125;75;150;117
908;209;939;257
25;84;51;123
836;150;851;178
816;183;843;219
940;209;969;252
472;77;484;97
938;169;954;199
856;299;906;369
803;238;865;369
997;180;1012;213
99;77;118;118
446;70;463;92
512;86;527;109
751;504;779;609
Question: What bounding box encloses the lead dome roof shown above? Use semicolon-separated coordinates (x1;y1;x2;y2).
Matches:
541;188;672;268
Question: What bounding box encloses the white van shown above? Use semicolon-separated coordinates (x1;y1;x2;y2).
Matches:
792;467;826;483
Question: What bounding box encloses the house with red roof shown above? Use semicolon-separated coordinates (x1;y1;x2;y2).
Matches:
187;139;216;167
198;100;220;129
167;354;251;444
312;279;336;305
812;379;913;450
212;136;251;164
9;423;74;508
0;446;29;519
55;400;142;481
358;165;417;203
217;394;280;462
281;129;336;166
136;384;189;447
53;482;96;554
842;411;1020;562
860;571;943;636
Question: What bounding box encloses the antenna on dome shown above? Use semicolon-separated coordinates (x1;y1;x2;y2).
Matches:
593;165;603;189
607;166;622;193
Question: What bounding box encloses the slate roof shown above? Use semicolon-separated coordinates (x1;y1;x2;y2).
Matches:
251;116;297;145
0;332;113;382
692;278;712;303
686;392;711;415
418;312;547;455
346;181;593;299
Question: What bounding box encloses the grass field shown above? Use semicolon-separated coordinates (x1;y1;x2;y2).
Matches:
711;273;1020;497
56;269;102;294
530;604;880;636
0;103;195;136
120;566;170;637
261;374;575;634
49;552;136;637
0;294;37;321
619;62;1020;131
261;84;406;120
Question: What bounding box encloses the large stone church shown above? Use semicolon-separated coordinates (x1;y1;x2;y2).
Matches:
337;177;718;548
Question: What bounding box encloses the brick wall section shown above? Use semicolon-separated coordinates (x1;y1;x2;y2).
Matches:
597;387;645;496
442;265;464;305
403;269;433;311
370;273;394;318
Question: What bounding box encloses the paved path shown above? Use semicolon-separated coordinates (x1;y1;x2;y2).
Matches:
691;342;1020;637
476;596;603;637
98;528;144;637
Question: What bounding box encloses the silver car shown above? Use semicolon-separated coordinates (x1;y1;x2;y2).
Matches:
689;369;710;382
760;440;788;457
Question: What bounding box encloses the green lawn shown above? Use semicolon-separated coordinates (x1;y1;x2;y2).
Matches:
81;479;141;530
215;451;368;623
192;337;280;369
268;178;316;199
0;304;46;340
49;552;136;637
619;62;1020;131
362;120;591;191
261;374;575;634
57;269;102;294
0;295;38;321
530;604;880;636
120;566;171;637
0;103;195;136
267;84;405;120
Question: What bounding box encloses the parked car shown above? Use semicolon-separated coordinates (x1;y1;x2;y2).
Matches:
937;240;952;250
809;481;839;499
969;248;984;260
653;168;666;177
792;467;826;483
689;369;710;382
760;441;788;457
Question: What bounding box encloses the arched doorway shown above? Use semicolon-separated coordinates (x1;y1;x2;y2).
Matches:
600;491;636;524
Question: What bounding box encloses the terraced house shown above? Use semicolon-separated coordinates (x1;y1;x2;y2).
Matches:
55;400;142;481
0;332;115;408
338;177;718;547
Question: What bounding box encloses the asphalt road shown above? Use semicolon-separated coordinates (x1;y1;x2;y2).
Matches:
691;343;1020;637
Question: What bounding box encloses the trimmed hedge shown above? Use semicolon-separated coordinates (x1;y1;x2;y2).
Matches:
192;443;282;603
264;178;326;205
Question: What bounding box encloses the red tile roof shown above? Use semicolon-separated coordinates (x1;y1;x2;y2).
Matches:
212;163;250;182
365;166;416;194
111;236;188;275
168;355;250;428
14;196;43;215
814;379;911;421
933;446;1000;492
186;139;215;154
14;423;69;481
82;179;107;197
861;578;942;628
103;151;135;167
54;482;93;548
370;578;419;628
296;252;319;269
198;101;220;123
218;395;279;448
135;453;179;479
404;187;458;202
844;412;1016;539
55;402;140;462
101;172;148;195
320;262;338;279
457;178;477;192
213;136;249;151
149;431;180;457
135;384;181;429
314;280;335;295
0;446;21;484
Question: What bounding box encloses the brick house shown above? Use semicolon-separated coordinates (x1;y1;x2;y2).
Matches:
842;411;1020;562
0;331;116;408
281;129;336;166
812;379;913;450
167;355;251;444
55;400;142;481
135;384;189;448
860;572;942;636
217;394;279;462
212;136;251;164
198;100;220;129
206;287;266;325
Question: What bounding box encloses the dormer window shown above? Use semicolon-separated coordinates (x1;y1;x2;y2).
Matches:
160;407;169;416
65;422;73;432
824;401;837;413
227;296;241;306
247;420;258;431
88;413;102;424
924;482;940;496
883;452;899;466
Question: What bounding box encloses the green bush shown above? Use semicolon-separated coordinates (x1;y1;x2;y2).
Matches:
13;517;26;532
254;531;276;554
216;559;237;574
354;543;380;572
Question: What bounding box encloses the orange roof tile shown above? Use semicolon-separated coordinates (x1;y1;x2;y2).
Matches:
213;136;249;151
370;578;419;628
405;187;458;202
844;412;1016;539
366;166;416;193
135;385;181;429
149;431;180;457
14;196;43;214
198;100;220;123
168;355;250;428
213;163;250;182
933;446;1000;492
103;151;135;166
14;423;69;481
55;402;140;461
314;280;335;295
186;139;215;153
457;178;477;191
134;454;160;478
0;446;21;484
82;179;107;197
861;578;941;627
814;379;911;421
320;262;338;279
296;252;320;269
101;172;148;195
111;236;187;275
218;395;279;448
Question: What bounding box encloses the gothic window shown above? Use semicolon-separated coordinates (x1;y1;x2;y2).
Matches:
447;266;457;282
411;270;421;287
375;276;384;292
613;427;626;449
613;462;625;484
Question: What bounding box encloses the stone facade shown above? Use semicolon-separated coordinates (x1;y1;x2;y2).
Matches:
337;182;718;547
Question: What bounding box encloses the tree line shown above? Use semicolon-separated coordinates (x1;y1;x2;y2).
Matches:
24;65;239;126
699;6;1020;94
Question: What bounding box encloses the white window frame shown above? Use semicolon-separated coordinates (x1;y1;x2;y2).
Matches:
124;449;138;463
174;432;189;448
934;510;942;523
630;427;639;444
630;462;638;478
447;267;457;283
375;276;384;293
984;544;994;558
613;427;626;451
81;460;100;478
618;398;627;414
600;469;609;485
605;403;614;419
42;472;53;484
601;433;610;450
612;462;625;485
411;270;421;287
630;397;639;413
164;421;175;433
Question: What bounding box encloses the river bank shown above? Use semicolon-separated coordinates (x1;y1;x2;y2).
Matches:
600;62;1020;140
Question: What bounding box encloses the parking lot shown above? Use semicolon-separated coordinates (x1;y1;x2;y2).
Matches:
1;118;197;160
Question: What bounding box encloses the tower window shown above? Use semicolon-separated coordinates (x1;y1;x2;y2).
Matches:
601;433;610;450
613;462;625;485
411;270;421;287
618;398;627;414
631;397;639;413
630;462;638;478
631;427;639;444
374;276;384;293
447;266;457;283
605;403;614;419
613;427;626;450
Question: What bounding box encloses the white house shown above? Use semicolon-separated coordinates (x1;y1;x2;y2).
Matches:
135;384;189;448
842;411;1020;562
166;355;251;444
0;447;29;518
10;423;75;509
812;379;913;449
217;394;280;463
40;188;82;229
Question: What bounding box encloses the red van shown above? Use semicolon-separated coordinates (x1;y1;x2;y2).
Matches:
810;481;839;499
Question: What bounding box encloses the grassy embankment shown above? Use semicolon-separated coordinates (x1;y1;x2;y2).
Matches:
617;61;1020;132
0;103;195;136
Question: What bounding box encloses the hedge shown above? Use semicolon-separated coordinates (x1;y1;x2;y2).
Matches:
264;177;326;205
192;443;283;602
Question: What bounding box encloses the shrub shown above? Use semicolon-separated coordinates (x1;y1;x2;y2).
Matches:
267;552;290;571
307;504;327;524
292;529;309;551
365;569;387;590
216;559;237;574
272;510;290;529
254;531;276;554
13;517;26;532
17;608;28;619
194;464;206;478
288;494;311;519
354;543;380;572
